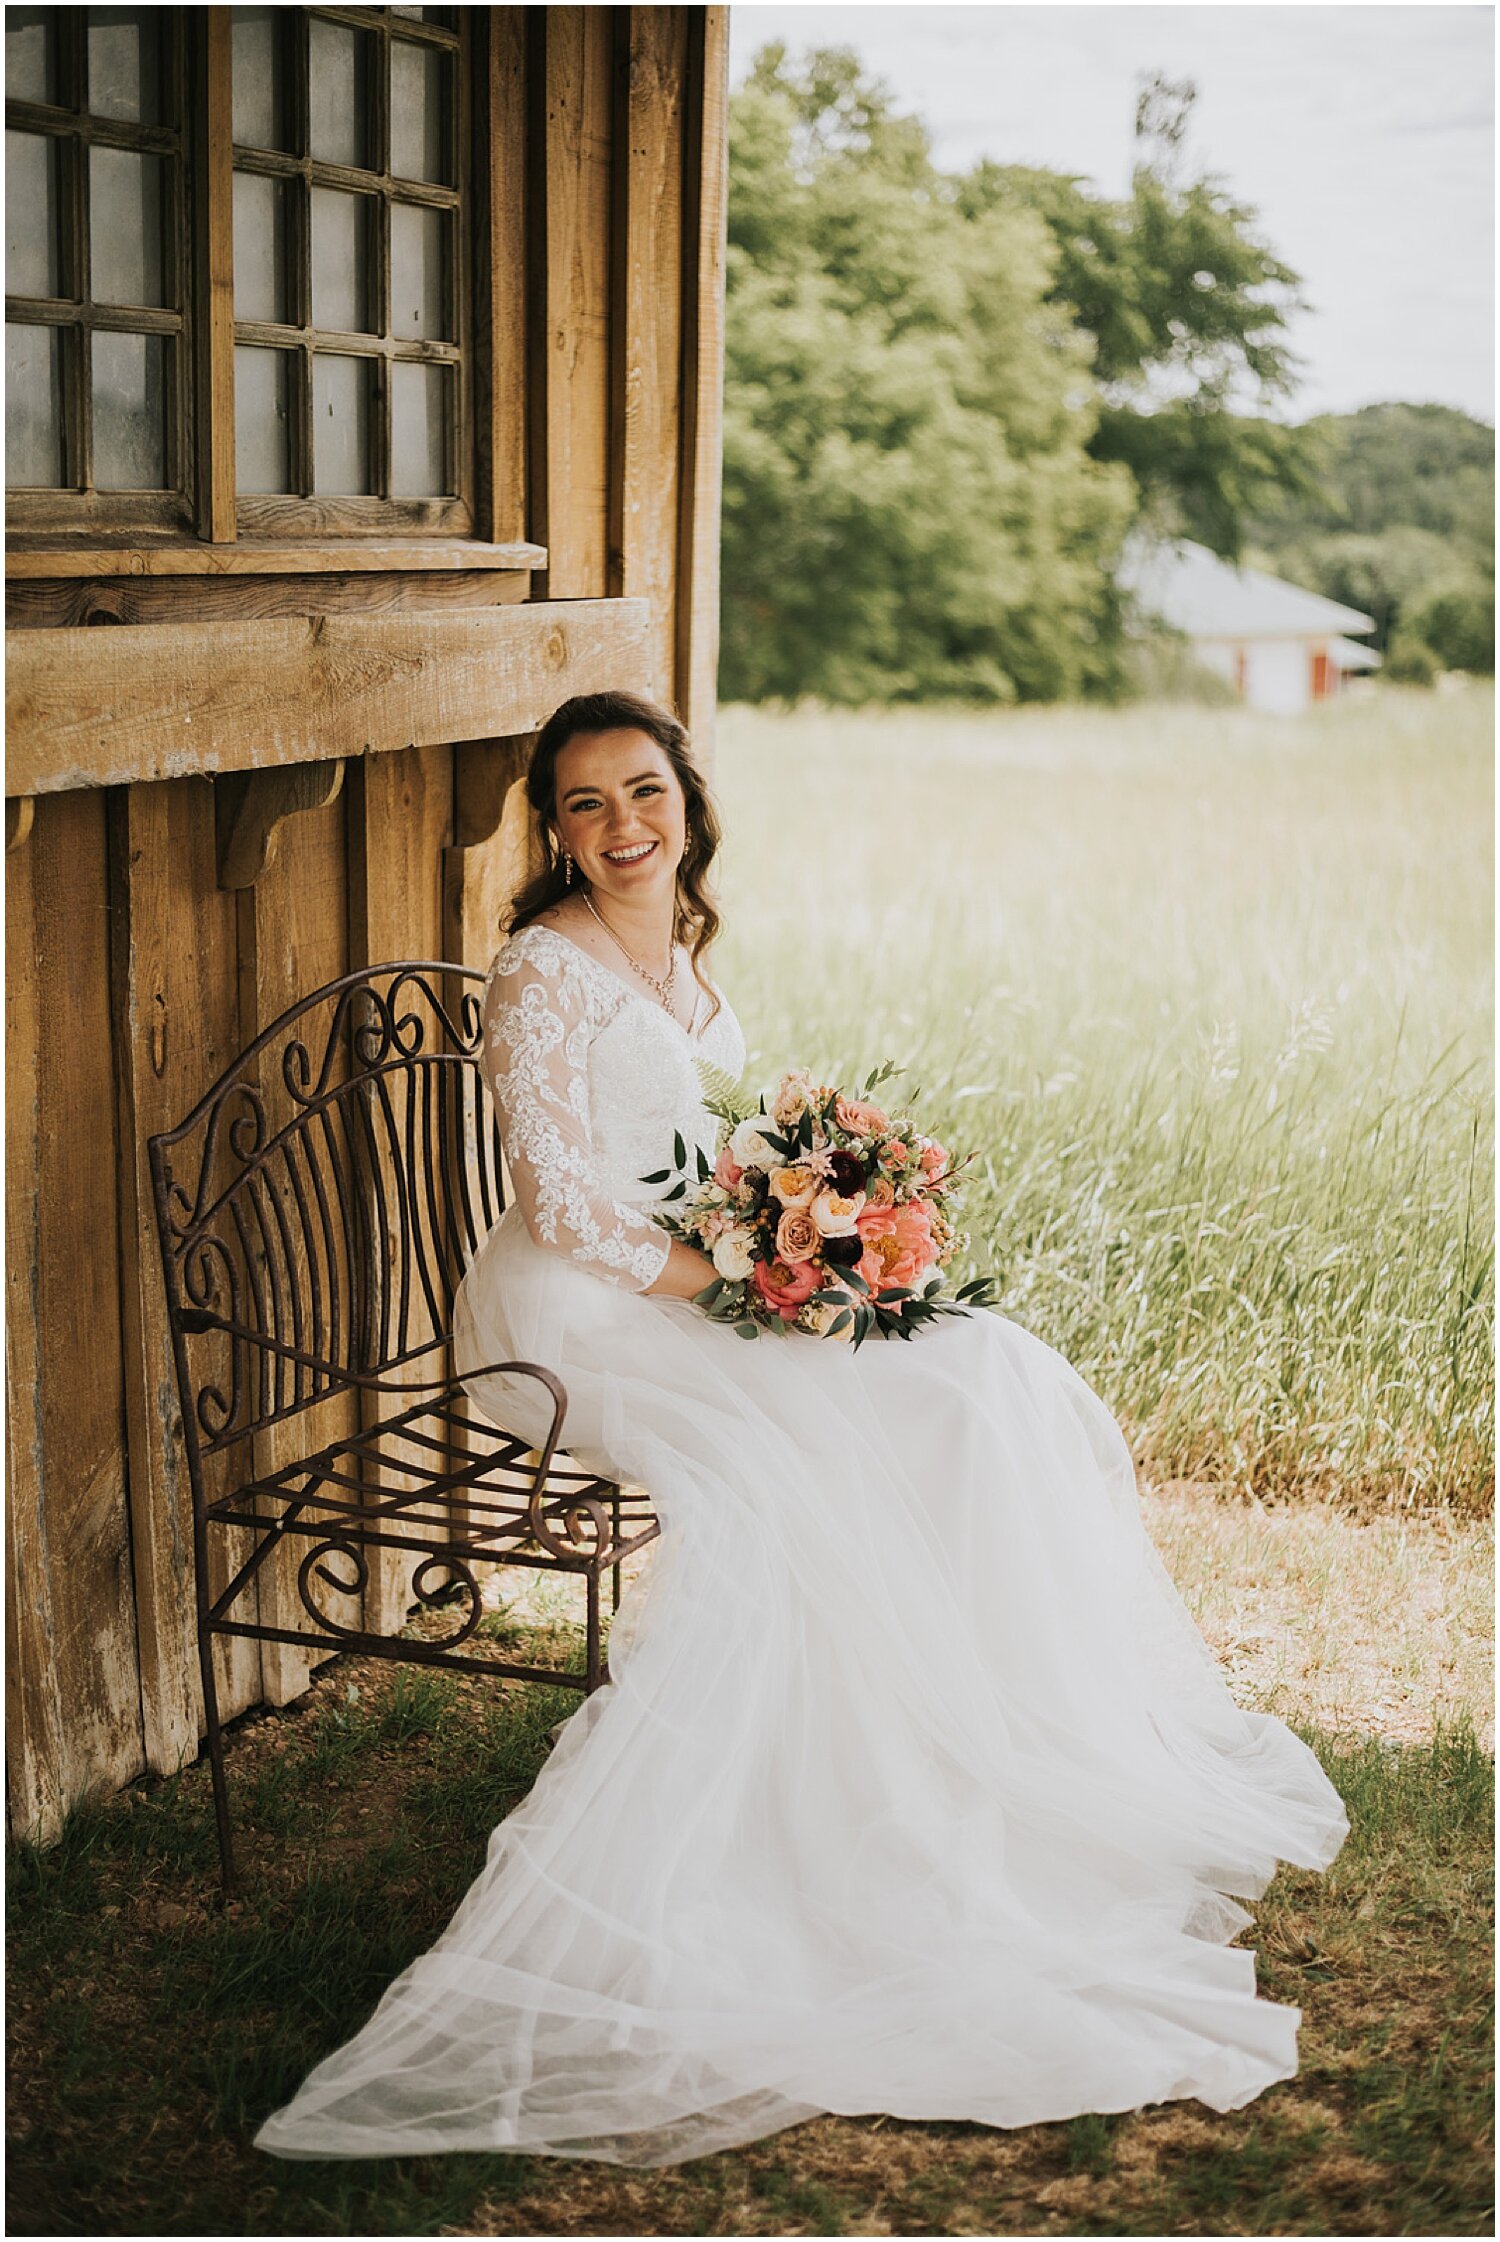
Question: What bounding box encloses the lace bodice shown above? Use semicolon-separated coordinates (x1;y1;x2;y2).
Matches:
481;922;747;1292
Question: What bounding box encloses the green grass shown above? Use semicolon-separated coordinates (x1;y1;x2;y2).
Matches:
711;687;1495;1510
6;1643;1492;2237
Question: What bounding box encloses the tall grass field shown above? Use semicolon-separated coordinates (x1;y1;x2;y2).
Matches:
710;687;1494;1513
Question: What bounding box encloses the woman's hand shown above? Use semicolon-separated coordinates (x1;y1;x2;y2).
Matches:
644;1237;722;1301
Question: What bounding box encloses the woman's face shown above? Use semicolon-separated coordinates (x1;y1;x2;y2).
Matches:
551;727;688;908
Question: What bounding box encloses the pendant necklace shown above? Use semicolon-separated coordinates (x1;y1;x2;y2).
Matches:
581;888;681;1019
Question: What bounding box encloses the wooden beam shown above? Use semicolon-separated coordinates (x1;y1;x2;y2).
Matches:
675;8;729;765
194;9;236;542
476;8;529;546
5;817;67;1847
538;8;615;598
7;796;34;851
216;758;346;890
347;744;455;1634
6;541;546;578
7;596;654;796
443;735;536;971
611;7;687;701
107;778;259;1776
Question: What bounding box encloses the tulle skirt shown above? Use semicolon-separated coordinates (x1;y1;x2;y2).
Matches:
253;1203;1349;2166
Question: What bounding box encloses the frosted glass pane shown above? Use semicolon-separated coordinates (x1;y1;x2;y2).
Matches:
6;8;57;105
6;131;59;298
90;145;165;306
235;343;292;491
390;40;450;184
311;187;372;333
231;6;289;152
313;354;372;494
6;323;62;485
93;328;167;487
390;202;448;340
391;360;448;495
87;7;162;125
308;19;369;170
233;170;288;323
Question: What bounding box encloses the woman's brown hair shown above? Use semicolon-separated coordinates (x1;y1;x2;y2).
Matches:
505;689;725;1028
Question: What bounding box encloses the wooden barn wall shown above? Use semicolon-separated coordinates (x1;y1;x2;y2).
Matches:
5;6;729;1845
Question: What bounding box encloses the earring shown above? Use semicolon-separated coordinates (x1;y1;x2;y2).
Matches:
563;851;574;887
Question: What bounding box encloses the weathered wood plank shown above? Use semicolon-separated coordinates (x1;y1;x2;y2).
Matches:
443;736;536;973
347;744;455;1633
476;8;529;546
7;570;533;630
29;793;144;1803
235;790;359;1704
613;8;688;700
108;778;260;1769
7;597;653;796
676;8;729;763
5;542;545;579
538;9;616;598
194;9;236;542
5;816;67;1847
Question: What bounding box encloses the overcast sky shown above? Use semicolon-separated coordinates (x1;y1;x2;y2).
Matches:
729;3;1495;424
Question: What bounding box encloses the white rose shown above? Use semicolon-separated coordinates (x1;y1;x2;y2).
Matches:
809;1187;865;1236
729;1114;785;1172
711;1226;757;1280
800;1295;855;1341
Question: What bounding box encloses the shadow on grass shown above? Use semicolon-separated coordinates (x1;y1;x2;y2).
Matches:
7;1643;1493;2240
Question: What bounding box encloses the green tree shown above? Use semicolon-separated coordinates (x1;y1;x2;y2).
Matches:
961;75;1320;559
721;46;1135;704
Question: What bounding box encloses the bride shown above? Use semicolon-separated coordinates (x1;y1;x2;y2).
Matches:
254;688;1349;2167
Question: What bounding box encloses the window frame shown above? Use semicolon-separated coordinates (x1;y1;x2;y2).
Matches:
5;4;475;546
5;5;195;535
230;4;472;537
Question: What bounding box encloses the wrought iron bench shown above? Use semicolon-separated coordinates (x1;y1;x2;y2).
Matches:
147;962;660;1896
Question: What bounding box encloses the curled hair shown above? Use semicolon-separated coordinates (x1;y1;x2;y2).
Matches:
505;689;725;1028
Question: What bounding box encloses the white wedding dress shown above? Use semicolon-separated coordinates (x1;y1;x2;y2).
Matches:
254;922;1349;2167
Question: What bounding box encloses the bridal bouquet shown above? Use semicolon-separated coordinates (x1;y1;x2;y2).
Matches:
639;1059;998;1346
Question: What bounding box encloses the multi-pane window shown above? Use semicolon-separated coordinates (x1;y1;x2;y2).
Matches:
230;4;465;526
4;4;470;536
5;6;191;528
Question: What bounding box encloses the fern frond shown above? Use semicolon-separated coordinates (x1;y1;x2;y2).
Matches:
693;1054;760;1129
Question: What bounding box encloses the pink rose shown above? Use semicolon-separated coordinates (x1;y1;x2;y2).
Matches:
882;1140;910;1169
775;1208;822;1264
752;1256;821;1320
854;1200;938;1295
714;1148;743;1189
835;1096;889;1138
920;1141;949;1180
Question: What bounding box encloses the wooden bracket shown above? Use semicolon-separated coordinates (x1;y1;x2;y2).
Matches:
6;796;34;853
215;759;345;890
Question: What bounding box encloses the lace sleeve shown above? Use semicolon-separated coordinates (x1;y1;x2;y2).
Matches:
482;943;672;1294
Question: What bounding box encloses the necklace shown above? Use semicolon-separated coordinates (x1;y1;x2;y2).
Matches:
581;889;681;1016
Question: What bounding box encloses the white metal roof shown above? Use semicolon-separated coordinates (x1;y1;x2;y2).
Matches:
1328;635;1383;671
1119;536;1378;643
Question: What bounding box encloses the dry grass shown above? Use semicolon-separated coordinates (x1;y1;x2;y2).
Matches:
7;1494;1492;2239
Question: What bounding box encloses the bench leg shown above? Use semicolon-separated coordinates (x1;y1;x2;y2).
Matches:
586;1566;604;1694
198;1623;239;1900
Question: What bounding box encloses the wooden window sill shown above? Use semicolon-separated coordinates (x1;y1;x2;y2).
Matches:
4;540;547;581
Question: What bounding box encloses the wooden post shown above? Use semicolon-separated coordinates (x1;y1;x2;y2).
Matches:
676;8;729;766
109;778;260;1766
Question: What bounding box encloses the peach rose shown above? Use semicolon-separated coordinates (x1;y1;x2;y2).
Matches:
854;1199;939;1294
864;1174;896;1209
882;1140;910;1169
810;1187;866;1236
713;1147;743;1190
835;1095;889;1138
768;1162;819;1211
919;1140;949;1180
775;1208;821;1264
752;1255;821;1320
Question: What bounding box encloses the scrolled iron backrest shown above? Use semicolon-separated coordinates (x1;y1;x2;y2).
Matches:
148;963;504;1459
